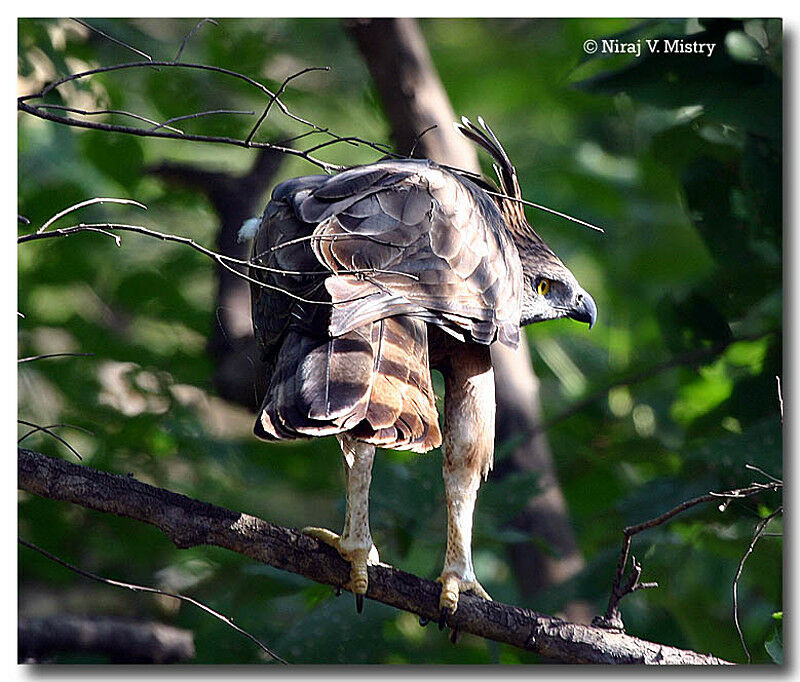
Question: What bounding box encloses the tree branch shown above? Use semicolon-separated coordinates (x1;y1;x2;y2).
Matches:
18;447;732;665
594;481;782;632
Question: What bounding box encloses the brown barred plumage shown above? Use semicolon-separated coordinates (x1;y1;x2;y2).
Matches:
247;117;597;617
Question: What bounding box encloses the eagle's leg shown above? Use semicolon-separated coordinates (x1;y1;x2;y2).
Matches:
303;434;379;612
437;345;495;619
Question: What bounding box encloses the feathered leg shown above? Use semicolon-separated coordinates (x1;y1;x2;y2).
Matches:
438;345;494;621
303;434;379;612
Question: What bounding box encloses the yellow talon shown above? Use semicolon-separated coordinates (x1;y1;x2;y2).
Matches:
302;527;376;604
349;559;368;595
436;573;492;616
302;527;342;550
437;575;460;614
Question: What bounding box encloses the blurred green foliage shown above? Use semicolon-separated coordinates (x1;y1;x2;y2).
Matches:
18;18;782;664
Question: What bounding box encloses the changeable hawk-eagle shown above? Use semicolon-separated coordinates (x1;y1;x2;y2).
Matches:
247;117;597;620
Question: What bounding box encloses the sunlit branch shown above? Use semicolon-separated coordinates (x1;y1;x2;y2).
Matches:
18;448;734;665
18;352;94;363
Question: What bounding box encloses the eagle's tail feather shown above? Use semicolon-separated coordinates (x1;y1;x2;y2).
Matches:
255;316;442;453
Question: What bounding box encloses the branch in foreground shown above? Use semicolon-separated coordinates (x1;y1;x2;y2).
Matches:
18;56;397;174
18;448;732;665
18;211;418;306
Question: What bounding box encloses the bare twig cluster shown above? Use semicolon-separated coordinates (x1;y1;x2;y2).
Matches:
18;19;604;235
593;479;782;633
17;17;397;174
17;197;420;309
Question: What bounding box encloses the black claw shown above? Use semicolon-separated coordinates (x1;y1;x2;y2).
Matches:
419;616;430;627
355;594;364;614
438;607;448;631
450;628;461;645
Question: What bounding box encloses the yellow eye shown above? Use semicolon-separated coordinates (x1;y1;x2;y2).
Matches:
537;278;551;296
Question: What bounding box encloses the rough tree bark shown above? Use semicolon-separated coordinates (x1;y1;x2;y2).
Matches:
18;448;732;665
345;17;587;610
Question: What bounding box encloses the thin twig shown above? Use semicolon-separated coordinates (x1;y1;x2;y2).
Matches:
482;188;606;233
408;124;438;158
16;420;84;461
18;538;287;664
775;375;783;422
252;230;408;260
744;463;782;485
149;108;255;132
18;422;93;444
595;480;782;631
18;352;94;363
31;104;184;134
732;507;783;663
71;18;153;62
301;135;394;156
38;197;146;234
174;18;219;63
245;67;330;146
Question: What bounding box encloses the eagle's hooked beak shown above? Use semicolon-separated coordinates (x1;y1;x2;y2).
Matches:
568;290;597;329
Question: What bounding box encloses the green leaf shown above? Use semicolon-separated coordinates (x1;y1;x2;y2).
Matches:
764;627;782;664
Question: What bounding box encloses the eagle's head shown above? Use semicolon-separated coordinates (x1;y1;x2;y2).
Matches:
456;115;597;330
517;242;597;328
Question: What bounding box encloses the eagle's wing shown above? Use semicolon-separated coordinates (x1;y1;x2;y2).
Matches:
248;159;522;452
290;159;523;348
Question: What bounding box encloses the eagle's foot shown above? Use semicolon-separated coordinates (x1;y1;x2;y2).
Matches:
302;527;379;612
436;573;492;622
